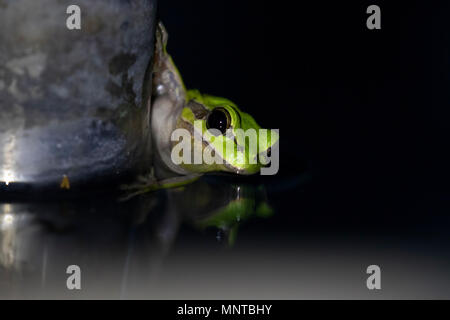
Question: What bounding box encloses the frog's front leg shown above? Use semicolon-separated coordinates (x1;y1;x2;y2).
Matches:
119;173;201;201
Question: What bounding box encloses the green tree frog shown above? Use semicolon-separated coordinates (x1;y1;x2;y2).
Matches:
124;22;279;196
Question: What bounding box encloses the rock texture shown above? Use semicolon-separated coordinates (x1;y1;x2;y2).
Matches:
0;0;156;192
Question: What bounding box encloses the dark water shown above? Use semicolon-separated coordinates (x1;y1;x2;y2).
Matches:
0;160;310;299
1;160;450;299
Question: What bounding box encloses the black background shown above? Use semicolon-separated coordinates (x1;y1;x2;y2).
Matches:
158;1;450;235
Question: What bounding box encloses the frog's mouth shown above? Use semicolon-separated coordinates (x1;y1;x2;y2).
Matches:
223;163;258;175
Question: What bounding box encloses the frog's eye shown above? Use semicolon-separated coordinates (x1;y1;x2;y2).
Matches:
206;107;231;135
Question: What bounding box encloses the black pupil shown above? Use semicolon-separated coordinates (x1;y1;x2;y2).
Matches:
207;109;229;134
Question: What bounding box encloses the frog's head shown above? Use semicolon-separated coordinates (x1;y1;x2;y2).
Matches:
174;90;279;175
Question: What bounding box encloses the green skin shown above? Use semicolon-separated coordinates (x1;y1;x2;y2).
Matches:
123;22;278;196
195;195;273;246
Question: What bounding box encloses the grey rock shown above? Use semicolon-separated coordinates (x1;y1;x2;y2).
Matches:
0;0;157;194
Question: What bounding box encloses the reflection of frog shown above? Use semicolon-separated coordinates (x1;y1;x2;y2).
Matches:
194;188;273;246
0;178;273;297
165;177;273;246
124;22;279;197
